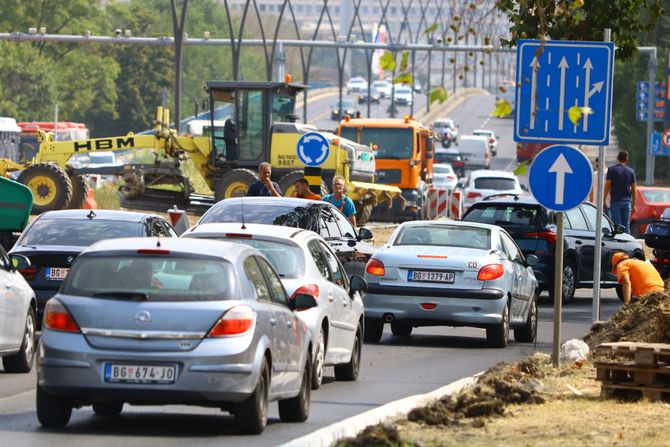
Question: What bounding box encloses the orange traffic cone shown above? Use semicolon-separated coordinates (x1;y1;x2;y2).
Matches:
84;188;98;209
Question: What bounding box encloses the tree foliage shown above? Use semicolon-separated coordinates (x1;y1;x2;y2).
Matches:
495;0;665;60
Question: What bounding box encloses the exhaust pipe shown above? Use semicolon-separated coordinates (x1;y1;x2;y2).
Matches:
383;313;394;323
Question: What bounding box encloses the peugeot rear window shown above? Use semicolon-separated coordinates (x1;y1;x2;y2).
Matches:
642;189;670;203
394;225;490;249
197;237;304;279
61;255;236;301
199;202;322;233
474;177;517;190
19;219;143;247
463;205;547;227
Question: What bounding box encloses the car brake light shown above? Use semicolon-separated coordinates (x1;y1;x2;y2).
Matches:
44;299;80;333
208;306;256;337
489;138;495;144
526;231;557;244
477;264;505;281
137;249;171;255
291;284;319;300
366;258;385;276
447;175;456;180
225;233;252;239
19;267;37;280
466;191;482;199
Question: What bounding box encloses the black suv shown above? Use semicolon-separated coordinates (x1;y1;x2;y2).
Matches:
461;195;645;303
196;197;376;278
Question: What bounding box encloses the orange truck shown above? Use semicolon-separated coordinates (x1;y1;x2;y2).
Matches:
337;116;434;221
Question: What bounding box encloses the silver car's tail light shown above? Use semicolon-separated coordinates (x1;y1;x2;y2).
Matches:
207;306;256;337
366;258;385;276
477;264;504;281
44;299;81;333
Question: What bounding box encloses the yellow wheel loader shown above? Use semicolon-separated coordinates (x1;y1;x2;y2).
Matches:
0;81;400;224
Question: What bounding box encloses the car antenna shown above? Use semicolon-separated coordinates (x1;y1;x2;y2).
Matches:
86;210;96;220
240;196;247;230
156;237;161;247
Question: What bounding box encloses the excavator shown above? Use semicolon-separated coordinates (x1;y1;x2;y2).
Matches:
0;80;401;224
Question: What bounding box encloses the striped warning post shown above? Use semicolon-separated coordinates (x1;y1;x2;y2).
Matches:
448;190;463;220
426;188;449;220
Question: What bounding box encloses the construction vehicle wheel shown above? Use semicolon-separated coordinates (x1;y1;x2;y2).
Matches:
67;174;89;209
214;168;258;201
356;203;373;226
18;163;73;214
278;170;305;198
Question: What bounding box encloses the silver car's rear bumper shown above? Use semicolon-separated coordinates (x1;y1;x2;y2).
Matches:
37;330;262;407
363;286;506;326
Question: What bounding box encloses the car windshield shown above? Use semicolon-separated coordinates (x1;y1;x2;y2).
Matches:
372;81;387;88
334;99;354;108
61;255;236;301
357;128;414;159
199;237;304;278
474;177;517;190
199;203;322;233
463;204;547;227
473;131;492;138
433;165;453;174
19;219;143;246
642;189;670;203
434;152;461;164
394;225;490;249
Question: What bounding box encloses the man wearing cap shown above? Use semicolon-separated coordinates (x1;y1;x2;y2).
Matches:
611;252;664;304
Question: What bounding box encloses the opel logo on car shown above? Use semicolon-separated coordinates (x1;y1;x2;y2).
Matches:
67;256;74;264
134;311;152;324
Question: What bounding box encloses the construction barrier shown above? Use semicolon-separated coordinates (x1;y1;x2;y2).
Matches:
167;205;189;236
83;188;97;209
426;188;462;220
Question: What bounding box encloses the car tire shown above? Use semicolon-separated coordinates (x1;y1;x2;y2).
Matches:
311;328;325;390
363;317;383;343
2;307;36;373
548;260;577;304
92;402;124;416
514;293;538;343
334;324;362;381
486;301;509;348
390;321;412;337
278;352;311;423
615;284;625;302
234;358;269;434
36;386;72;428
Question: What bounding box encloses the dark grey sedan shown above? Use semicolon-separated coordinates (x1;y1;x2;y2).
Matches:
36;237;315;434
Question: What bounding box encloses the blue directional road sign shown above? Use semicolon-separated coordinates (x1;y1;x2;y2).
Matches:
649;131;668;156
296;131;330;167
529;145;593;212
515;40;615;146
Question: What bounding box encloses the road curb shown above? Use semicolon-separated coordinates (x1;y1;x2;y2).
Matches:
281;374;480;447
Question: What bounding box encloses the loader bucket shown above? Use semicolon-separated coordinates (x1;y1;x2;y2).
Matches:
346;180;405;225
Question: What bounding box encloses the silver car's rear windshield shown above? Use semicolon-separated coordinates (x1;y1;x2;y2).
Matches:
199;203;321;232
394;225;491;250
474;178;517;190
61;255;236;302
200;237;304;279
19;219;142;246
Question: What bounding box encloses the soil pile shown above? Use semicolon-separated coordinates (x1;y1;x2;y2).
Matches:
583;291;670;349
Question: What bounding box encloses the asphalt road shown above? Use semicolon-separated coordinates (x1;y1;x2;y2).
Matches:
0;93;622;445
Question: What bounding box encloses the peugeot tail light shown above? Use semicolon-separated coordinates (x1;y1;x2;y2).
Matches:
44;299;80;333
291;284;319;300
466;191;482;199
477;264;505;281
366;258;385;276
208;306;256;337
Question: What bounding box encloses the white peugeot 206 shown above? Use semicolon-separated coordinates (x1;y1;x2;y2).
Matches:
182;223;367;390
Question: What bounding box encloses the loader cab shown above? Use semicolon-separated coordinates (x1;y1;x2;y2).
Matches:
205;81;307;169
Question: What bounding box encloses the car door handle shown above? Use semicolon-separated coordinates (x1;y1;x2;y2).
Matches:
270;318;278;327
286;319;294;328
328;294;334;302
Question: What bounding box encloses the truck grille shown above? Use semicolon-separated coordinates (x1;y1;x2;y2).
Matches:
376;169;402;184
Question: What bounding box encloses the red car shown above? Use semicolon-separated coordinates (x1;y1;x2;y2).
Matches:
631;186;670;238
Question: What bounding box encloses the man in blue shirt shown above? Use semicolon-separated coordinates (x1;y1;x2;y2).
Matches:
604;150;636;234
323;175;357;226
247;162;282;197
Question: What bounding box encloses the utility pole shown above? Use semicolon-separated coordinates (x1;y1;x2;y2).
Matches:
170;0;189;129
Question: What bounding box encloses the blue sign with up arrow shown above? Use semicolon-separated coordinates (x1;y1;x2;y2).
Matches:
514;39;615;146
529;145;593;212
296;132;330;167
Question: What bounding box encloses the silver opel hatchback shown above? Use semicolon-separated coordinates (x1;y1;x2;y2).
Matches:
36;237;315;434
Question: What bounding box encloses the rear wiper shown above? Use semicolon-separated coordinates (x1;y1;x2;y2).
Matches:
92;292;149;301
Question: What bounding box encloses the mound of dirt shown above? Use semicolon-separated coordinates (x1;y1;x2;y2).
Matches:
583;291;670;350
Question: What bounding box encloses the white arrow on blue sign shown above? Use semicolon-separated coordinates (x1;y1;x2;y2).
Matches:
529;145;593;212
649;131;667;155
296;131;330;167
514;39;615;146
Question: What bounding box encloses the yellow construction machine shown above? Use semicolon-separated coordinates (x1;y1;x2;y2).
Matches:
0;81;400;224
